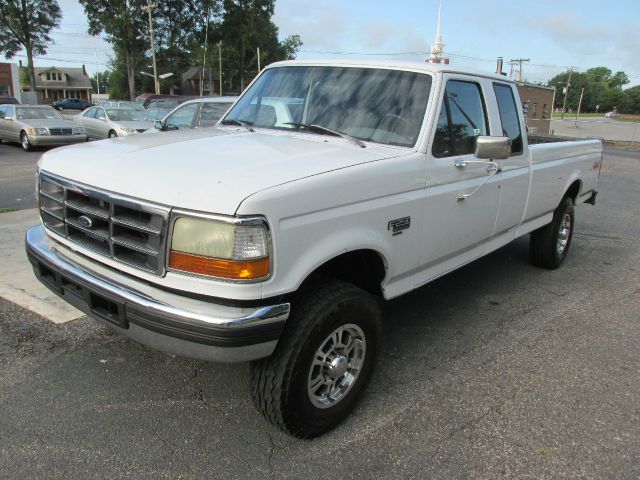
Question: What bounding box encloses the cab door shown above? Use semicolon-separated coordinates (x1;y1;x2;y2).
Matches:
491;82;530;234
420;75;501;271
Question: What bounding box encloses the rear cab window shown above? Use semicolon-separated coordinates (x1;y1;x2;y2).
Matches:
432;80;489;157
493;83;524;155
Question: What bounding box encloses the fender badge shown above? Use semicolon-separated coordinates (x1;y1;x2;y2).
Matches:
388;217;410;236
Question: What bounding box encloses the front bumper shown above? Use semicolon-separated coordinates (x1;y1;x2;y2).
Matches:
25;225;289;362
29;135;87;147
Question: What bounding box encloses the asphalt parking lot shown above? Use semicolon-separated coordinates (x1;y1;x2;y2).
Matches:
0;148;639;479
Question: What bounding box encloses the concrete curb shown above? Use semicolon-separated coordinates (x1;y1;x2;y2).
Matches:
0;208;82;324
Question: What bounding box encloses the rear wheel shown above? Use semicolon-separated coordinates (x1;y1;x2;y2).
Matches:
530;196;575;269
250;279;382;438
20;131;32;152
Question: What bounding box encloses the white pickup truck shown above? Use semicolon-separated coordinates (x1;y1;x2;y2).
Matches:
26;60;602;438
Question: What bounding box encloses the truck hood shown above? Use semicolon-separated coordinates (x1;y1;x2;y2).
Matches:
38;128;405;214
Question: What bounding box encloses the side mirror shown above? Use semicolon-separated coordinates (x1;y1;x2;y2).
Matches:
475;136;511;160
154;120;163;130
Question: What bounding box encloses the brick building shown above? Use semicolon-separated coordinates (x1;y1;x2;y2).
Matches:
0;62;21;101
516;83;555;134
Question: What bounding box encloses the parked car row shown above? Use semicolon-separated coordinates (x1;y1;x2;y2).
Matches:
0;95;238;151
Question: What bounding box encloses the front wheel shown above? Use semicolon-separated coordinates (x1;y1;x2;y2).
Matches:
20;131;32;152
108;130;118;139
530;196;575;269
250;279;382;438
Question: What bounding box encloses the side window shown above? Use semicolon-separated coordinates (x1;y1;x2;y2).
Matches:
95;108;106;120
166;103;199;129
198;102;231;128
432;80;488;157
4;106;15;118
84;107;97;118
493;83;523;154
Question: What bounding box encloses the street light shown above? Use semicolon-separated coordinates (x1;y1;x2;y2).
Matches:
140;71;173;81
141;1;159;94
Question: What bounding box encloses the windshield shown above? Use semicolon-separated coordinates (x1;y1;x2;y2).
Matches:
223;66;432;147
106;109;145;121
16;107;62;120
144;108;170;121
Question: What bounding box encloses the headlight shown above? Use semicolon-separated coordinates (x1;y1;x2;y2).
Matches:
169;214;270;281
73;127;85;134
118;127;136;133
27;127;49;136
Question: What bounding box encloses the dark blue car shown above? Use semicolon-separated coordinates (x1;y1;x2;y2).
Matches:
53;98;93;111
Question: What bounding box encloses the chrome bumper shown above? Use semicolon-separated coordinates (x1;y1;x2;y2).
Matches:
25;225;289;362
29;135;87;146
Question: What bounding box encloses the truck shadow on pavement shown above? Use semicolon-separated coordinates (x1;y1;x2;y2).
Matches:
0;232;611;477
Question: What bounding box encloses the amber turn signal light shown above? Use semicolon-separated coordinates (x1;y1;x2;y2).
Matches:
169;251;270;280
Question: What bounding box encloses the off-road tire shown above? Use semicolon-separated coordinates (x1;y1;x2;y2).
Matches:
250;279;382;439
530;196;575;269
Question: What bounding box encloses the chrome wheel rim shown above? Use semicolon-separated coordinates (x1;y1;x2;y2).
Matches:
307;323;366;409
21;134;29;149
556;213;571;256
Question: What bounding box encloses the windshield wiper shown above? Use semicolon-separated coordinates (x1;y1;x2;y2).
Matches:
284;122;366;148
220;119;254;132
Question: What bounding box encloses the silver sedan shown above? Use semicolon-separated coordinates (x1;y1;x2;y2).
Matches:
74;106;153;139
0;104;87;151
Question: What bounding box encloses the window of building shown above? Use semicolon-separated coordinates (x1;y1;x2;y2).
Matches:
531;102;538;118
432;80;488;157
493;83;523;155
543;104;549;119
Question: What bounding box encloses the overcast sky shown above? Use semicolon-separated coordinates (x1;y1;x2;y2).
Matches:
19;0;640;87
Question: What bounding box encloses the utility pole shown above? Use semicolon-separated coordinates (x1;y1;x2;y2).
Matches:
509;58;530;82
575;87;585;128
561;68;573;120
257;47;261;72
142;1;159;94
201;7;210;97
95;49;100;96
218;41;223;96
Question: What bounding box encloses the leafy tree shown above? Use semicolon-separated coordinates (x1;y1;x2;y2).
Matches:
279;34;302;60
547;67;631;113
90;70;112;94
623;85;640;114
155;0;222;94
221;0;302;92
80;0;147;100
0;0;61;92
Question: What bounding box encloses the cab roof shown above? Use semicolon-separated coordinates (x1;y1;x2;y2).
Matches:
268;59;514;83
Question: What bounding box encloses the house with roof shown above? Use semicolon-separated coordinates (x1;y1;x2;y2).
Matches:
21;65;93;103
181;67;221;96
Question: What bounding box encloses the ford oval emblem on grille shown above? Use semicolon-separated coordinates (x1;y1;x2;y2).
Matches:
78;215;94;228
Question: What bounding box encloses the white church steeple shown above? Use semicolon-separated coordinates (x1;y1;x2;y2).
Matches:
427;2;449;64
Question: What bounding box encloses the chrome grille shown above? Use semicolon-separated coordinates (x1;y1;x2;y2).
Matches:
38;173;170;275
49;127;73;136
